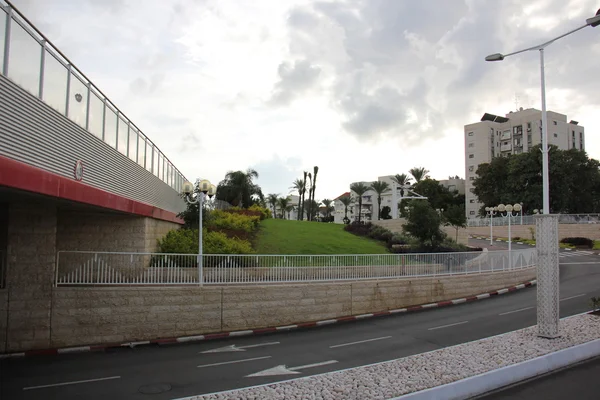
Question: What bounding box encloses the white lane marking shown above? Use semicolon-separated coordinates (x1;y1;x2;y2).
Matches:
23;376;121;391
201;342;280;353
246;360;338;377
355;313;374;319
428;321;469;331
497;288;509;294
316;319;337;325
276;325;297;331
422;303;438;309
560;262;600;265
329;336;392;349
476;293;490;300
390;308;407;313
229;330;253;337
452;298;467;304
197;356;271;368
560;293;587;302
499;307;534;316
177;335;205;343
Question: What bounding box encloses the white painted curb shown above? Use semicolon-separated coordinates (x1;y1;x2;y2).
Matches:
391;337;600;400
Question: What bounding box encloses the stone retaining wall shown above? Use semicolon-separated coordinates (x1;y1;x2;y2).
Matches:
468;224;600;240
47;267;535;350
372;219;469;245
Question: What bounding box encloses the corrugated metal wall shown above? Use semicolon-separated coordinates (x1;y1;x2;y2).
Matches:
0;75;186;215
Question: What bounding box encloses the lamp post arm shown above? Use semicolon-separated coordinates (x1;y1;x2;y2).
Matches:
502;23;589;58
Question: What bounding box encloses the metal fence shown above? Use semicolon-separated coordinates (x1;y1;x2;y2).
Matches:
467;214;600;227
55;248;537;286
0;250;6;289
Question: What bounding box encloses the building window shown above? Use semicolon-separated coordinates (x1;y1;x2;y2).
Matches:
469;199;475;203
470;211;476;215
468;143;474;148
553;121;557;125
469;188;474;193
468;131;474;136
469;177;474;181
468;166;474;172
554;133;558;138
468;154;474;159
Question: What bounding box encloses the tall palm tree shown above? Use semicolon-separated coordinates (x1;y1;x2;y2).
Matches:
350;182;370;224
409;167;429;183
220;168;260;208
322;199;332;219
277;196;291;219
267;193;279;218
286;205;295;220
304;172;312;220
309;166;319;221
301;171;308;220
392;173;412;197
370;181;390;220
339;194;353;222
290;178;306;221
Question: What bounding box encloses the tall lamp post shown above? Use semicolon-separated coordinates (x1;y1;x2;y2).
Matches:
485;10;600;215
485;206;498;246
182;179;215;285
498;203;522;271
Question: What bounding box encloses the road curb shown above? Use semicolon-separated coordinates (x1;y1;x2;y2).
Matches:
391;337;600;400
0;279;537;359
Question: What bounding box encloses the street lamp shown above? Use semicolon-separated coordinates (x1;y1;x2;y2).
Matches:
485;9;600;215
497;203;522;252
485;206;498;246
182;179;215;285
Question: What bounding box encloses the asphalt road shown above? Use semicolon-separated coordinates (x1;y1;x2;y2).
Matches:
1;243;599;400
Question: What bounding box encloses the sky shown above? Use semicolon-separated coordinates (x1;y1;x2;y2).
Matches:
11;0;600;201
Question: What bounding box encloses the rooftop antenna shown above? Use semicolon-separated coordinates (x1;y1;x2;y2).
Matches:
514;93;520;112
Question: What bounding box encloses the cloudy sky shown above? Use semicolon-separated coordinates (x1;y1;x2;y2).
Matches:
12;0;600;201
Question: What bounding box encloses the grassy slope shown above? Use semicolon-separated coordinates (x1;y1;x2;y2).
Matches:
254;219;388;254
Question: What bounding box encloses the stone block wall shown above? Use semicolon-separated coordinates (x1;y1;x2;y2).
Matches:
47;267;535;350
467;224;600;240
144;218;180;253
0;289;7;353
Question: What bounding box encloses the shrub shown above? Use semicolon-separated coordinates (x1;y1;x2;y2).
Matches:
209;209;260;233
513;236;521;241
157;228;254;255
560;237;594;248
344;221;373;236
248;204;272;220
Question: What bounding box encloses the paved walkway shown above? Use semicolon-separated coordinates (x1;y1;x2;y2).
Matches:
477;356;600;399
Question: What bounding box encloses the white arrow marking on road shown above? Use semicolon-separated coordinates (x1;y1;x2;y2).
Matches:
201;341;280;353
246;360;338;377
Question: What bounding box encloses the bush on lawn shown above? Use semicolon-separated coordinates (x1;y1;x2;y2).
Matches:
158;228;254;254
560;237;594;248
209;209;260;233
247;204;272;220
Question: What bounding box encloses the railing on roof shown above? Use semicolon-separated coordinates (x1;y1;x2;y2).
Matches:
55;248;536;286
468;214;600;227
0;1;187;192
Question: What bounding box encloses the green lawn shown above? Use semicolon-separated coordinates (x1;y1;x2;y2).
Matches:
253;219;389;254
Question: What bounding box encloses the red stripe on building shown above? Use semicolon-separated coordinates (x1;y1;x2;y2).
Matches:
0;155;183;224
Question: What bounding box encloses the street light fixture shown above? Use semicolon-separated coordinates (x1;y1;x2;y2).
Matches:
182;179;215;285
485;9;600;216
485;206;498;246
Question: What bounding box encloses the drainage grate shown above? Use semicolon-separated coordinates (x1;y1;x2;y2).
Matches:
138;383;172;394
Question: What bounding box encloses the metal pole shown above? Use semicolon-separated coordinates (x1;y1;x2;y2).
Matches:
3;6;12;76
508;213;512;252
540;48;550;215
489;212;493;246
198;191;204;286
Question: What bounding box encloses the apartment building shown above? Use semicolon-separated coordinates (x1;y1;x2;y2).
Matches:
464;107;585;218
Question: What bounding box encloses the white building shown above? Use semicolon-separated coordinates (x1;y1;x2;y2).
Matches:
464;107;585;218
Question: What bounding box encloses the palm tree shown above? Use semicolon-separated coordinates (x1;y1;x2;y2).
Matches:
304;172;312;220
370;181;390;220
409;167;429;183
309;166;319;221
350;182;370;224
290;178;306;221
267;193;279;218
219;168;260;208
277;196;291;219
286;205;295;220
322;199;332;219
392;173;412;197
339;194;353;222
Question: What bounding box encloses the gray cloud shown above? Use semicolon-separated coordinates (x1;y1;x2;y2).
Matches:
269;59;322;106
251;156;303;196
280;0;600;143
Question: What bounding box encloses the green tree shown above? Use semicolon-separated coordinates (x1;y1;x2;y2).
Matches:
290;178;306;221
216;169;262;208
370;181;390;220
339;194;353;223
304;199;320;221
267;193;279;218
304;171;312;220
392;173;412;197
308;166;319;221
408;178;464;212
473;145;600;214
177;181;209;229
322;199;333;218
277;196;291;219
403;201;445;247
380;205;392;219
443;204;467;242
409;167;429;183
301;171;308;220
350;182;370;223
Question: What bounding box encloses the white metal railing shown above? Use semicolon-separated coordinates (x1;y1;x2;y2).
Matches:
55;248;537;286
0;250;6;289
468;214;600;227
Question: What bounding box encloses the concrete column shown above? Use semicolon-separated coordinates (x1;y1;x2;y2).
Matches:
535;214;560;338
6;202;57;351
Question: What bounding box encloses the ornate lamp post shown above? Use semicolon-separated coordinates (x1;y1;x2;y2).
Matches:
182;179;215;285
485;206;498;246
496;203;522;253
